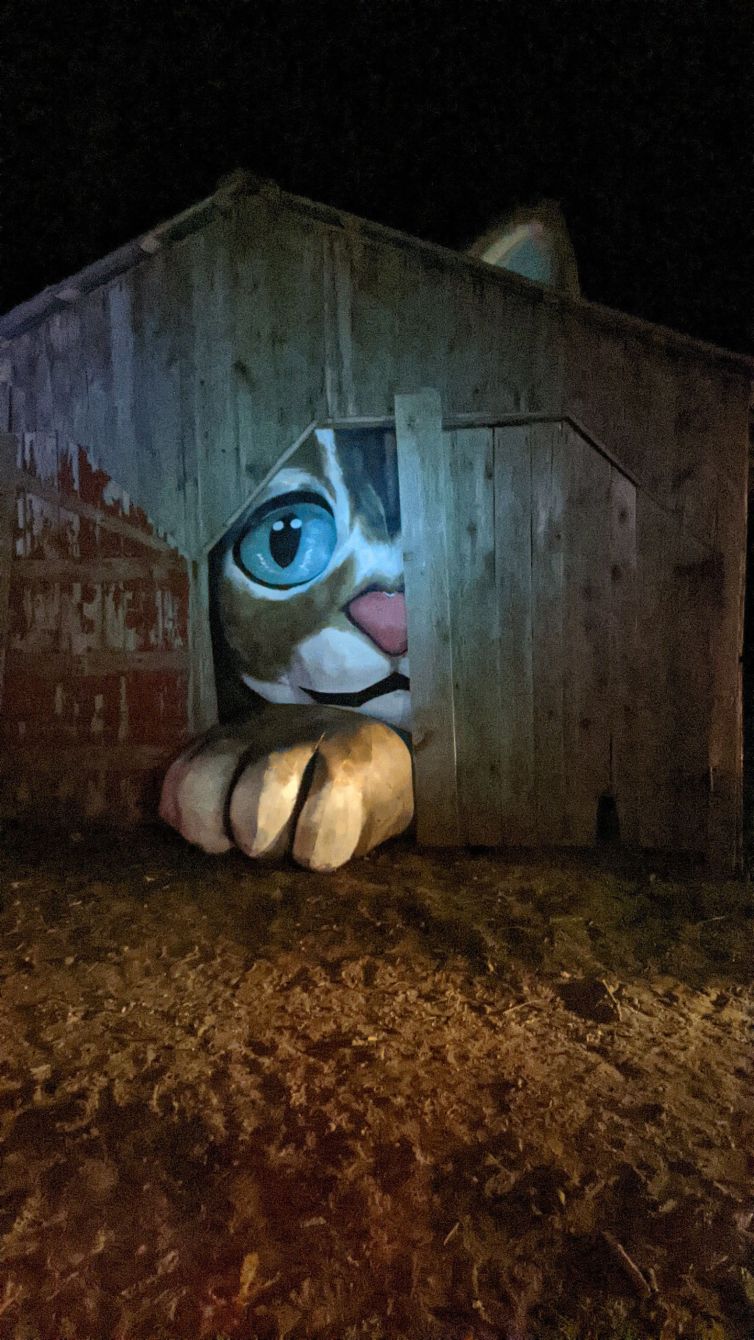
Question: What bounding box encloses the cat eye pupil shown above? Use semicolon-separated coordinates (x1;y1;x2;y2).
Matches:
268;513;302;568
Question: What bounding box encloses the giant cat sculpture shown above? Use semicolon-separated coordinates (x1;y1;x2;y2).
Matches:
160;426;413;871
160;206;579;869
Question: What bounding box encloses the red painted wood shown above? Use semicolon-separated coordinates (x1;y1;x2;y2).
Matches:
0;432;192;825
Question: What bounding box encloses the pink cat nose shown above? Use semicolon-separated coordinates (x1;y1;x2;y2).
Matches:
346;589;408;657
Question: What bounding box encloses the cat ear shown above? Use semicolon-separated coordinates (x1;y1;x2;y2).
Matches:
466;200;580;297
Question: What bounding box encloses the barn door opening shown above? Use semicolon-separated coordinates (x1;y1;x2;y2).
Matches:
205;422;409;734
395;391;640;852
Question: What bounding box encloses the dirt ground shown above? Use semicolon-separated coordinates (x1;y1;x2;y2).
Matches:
0;828;753;1340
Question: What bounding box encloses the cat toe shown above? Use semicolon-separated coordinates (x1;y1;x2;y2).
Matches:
292;753;365;872
292;721;414;871
229;741;318;859
160;736;250;853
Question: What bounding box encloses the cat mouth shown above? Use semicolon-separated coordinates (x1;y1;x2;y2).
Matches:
303;671;410;708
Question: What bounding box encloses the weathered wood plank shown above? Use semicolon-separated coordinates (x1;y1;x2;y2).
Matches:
1;743;174;767
530;421;567;844
493;423;535;843
706;443;748;871
608;468;640;845
3;470;177;553
446;427;502;845
9;386;27;433
161;237;201;557
562;426;613;845
228;196;328;548
0;740;183;828
107;279;137;488
60;582;103;656
323;228;357;419
43;311;80;441
4;649;188;677
13;558;185;582
69;286;117;454
188;558;219;733
395;389;460;845
633;495;712;854
0;434;18;710
191;224;240;552
348;233;562;420
633;492;672;850
130;253;186;551
667;526;716;855
22;430;59;487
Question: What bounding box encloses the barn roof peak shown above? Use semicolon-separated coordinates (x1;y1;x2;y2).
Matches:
1;170;752;376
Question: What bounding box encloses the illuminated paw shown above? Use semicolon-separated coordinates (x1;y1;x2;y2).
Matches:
160;705;414;872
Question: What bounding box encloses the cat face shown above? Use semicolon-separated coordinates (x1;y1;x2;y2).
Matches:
213;427;411;730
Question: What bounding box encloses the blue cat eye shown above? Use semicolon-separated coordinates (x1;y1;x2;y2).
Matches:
234;492;338;588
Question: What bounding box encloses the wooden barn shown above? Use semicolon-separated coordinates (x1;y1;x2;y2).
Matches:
0;174;750;869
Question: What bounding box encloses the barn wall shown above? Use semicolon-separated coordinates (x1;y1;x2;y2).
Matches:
1;187;750;863
5;190;747;557
1;197;332;557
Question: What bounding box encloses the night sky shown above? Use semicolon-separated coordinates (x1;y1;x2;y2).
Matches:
3;0;753;353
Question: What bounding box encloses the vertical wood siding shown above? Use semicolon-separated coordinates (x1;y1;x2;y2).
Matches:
396;402;730;862
394;391;460;846
7;192;745;564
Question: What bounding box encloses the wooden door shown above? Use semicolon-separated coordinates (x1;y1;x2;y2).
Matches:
396;394;641;851
0;431;192;825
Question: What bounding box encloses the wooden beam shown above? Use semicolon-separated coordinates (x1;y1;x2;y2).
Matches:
12;558;186;582
0;743;174;769
7;468;185;556
3;649;188;678
187;558;219;733
395;388;460;846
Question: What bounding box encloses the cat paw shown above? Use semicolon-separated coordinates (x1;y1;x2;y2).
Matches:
160;705;414;872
